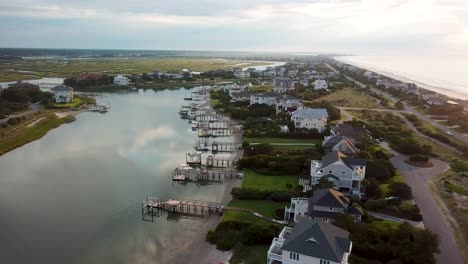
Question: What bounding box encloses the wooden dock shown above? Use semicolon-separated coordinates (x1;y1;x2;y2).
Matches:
142;196;224;222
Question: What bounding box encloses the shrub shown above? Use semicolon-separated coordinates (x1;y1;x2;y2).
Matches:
389;182;412;200
0;123;8;128
409;154;429;162
365;199;387;210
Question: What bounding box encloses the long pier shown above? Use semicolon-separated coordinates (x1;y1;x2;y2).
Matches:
142;196;224;222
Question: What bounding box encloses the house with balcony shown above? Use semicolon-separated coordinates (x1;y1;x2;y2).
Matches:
230;91;251;103
291;108;328;132
276;95;304;115
267;220;352;264
310;151;366;197
330;123;370;145
250;92;283;106
284;189;363;223
113;75;130;86
51;85;74;103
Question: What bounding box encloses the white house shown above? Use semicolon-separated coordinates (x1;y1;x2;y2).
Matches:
291;108;328;132
113;75;130;86
250;92;283;106
233;71;246;78
310;151;366;197
314;79;328;90
51;85;74;103
288;69;299;77
267;220;352;264
276;95;304;115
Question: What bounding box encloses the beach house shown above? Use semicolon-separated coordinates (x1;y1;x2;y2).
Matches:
267;220;352;264
291;108;328;132
250;92;283;106
310;151;366;197
113;75;130;86
313;79;328;90
51;85;74;103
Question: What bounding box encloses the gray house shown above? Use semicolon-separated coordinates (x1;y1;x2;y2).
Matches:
267;220;352;264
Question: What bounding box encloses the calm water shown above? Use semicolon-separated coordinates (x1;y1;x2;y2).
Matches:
0;89;228;264
336;55;468;99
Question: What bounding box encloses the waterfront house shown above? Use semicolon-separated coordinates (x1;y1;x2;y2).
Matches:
51;85;74;103
330;123;370;145
250;92;283;106
267;220;352;264
310;151;366;197
291;108;328;132
313;79;328;90
284;188;363;222
322;136;359;156
230;91;250;103
113;75;130;86
276;95;304;115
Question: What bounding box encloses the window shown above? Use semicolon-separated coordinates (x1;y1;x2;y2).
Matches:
342;171;345;174
289;252;299;261
320;260;330;264
329;170;332;174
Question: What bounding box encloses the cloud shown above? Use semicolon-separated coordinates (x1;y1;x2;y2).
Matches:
132;126;175;151
0;0;467;54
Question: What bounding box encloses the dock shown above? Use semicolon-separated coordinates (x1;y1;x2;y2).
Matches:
142;196;224;222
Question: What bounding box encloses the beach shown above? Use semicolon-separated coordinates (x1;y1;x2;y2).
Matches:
335;55;468;100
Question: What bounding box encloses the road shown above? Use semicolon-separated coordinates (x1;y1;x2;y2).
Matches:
0;103;41;124
389;155;464;264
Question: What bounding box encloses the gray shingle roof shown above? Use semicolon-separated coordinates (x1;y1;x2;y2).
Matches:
310;188;349;209
332;123;369;140
51;84;73;92
292;108;328;119
252;91;283;98
281;220;351;262
321;151;366;169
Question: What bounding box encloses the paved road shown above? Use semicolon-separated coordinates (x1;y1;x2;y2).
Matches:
0;103;41;124
389;155;464;264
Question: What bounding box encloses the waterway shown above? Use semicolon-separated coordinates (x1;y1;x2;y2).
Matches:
0;88;229;263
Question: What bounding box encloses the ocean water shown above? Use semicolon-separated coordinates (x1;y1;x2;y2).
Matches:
335;55;468;100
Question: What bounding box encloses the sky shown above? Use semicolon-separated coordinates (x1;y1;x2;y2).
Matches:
0;0;467;55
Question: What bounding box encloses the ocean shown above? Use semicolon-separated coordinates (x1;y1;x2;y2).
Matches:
335;55;468;100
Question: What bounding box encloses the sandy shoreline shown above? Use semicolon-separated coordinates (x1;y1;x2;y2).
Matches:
334;56;468;100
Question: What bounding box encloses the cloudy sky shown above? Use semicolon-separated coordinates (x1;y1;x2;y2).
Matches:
0;0;467;54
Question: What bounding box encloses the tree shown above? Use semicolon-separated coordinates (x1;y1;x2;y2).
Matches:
365;178;382;198
389;182;412;200
366;160;395;183
394;101;405;110
315;177;335;189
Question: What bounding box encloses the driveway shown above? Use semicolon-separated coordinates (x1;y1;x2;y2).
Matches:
390;155;464;264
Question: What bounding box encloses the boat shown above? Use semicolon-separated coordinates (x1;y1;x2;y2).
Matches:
191;121;198;129
184;96;192;101
194;146;209;152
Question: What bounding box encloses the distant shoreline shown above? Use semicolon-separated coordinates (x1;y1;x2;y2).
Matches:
334;56;468;100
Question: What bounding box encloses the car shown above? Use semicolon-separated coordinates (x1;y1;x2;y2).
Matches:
446;131;453;136
385;196;400;203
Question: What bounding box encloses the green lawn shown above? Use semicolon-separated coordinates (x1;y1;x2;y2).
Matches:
245;137;322;144
228;200;288;218
222;210;275;225
231;245;269;264
51;98;83;109
269;144;318;151
241;169;300;191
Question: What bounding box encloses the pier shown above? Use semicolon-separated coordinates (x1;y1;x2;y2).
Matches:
142;196;224;222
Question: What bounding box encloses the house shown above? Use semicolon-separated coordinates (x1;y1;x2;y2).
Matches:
284;189;363;222
113;75;130;86
327;71;338;78
291;108;328;132
288;69;299;77
322;136;359;156
51;85;74;103
314;79;328;90
165;72;183;79
330;123;370;145
250;92;283;106
263;67;277;77
307;189;363;222
273;78;298;93
233;69;246;78
230;91;250;103
276;95;304;115
276;67;286;77
300;78;309;87
267;220;352;264
310;151;366;197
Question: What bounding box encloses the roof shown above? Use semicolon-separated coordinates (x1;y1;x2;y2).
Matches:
51;84;73;92
332;124;369;140
231;91;250;97
321;151;366;169
323;136;359;155
252;91;283;98
346;203;364;216
310;188;349;209
291;108;328;119
281;220;351;262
